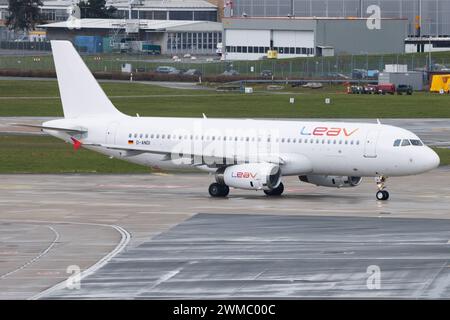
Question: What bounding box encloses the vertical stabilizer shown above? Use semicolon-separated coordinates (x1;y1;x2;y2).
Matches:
51;40;123;119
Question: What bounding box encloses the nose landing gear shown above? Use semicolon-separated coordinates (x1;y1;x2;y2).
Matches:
375;176;389;200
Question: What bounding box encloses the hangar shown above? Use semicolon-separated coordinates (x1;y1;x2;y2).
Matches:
40;18;222;55
222;17;408;60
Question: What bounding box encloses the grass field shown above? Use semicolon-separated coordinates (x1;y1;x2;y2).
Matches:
1;80;450;118
0;135;149;174
0;135;448;174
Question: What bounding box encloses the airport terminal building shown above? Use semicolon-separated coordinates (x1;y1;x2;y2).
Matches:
222;17;407;60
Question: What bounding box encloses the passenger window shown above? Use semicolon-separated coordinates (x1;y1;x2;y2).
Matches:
401;139;411;146
410;139;423;146
393;139;401;147
129;133;132;138
134;134;137;138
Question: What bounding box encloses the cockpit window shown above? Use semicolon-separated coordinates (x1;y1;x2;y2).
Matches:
393;139;401;147
401;139;411;146
410;139;423;146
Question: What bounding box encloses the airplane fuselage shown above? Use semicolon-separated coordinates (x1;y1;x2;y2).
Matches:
44;116;440;178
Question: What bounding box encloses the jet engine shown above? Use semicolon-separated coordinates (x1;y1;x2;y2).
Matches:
216;163;281;190
299;175;362;188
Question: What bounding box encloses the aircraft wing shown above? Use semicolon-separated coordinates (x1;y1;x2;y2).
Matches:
83;142;285;167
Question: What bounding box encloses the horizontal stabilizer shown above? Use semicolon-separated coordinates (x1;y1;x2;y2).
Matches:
11;123;87;134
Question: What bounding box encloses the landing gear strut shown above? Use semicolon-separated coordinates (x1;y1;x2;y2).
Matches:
208;183;229;197
264;182;284;196
375;176;389;201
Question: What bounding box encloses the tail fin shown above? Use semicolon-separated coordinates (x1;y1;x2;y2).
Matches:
51;40;123;119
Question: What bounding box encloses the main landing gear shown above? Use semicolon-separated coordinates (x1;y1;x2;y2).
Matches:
208;183;229;197
375;176;389;201
264;182;284;196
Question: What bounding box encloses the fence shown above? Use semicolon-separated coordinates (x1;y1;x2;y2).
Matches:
1;40;450;81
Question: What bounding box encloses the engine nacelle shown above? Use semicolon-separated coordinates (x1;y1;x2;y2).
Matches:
299;175;362;188
216;163;281;191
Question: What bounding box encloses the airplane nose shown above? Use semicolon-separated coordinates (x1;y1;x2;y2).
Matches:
425;147;440;170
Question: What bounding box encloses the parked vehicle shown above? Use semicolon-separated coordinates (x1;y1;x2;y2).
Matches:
347;85;364;94
396;84;413;95
303;82;323;89
221;70;240;76
326;72;350;80
184;69;202;76
352;69;368;79
376;83;396;95
155;66;179;74
364;84;378;94
261;70;273;77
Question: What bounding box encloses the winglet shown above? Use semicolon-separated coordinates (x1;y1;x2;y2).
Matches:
70;137;82;150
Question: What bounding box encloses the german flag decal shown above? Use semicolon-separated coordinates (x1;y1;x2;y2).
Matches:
128;140;134;145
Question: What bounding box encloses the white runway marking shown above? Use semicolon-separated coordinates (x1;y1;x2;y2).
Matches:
0;225;59;280
30;222;130;300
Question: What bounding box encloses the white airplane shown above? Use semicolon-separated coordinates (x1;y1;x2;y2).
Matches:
18;41;440;200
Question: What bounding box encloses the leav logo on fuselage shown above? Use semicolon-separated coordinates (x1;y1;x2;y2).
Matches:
300;126;359;137
232;172;257;179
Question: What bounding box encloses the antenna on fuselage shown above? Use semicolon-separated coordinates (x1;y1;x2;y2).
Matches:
202;113;207;119
376;118;381;124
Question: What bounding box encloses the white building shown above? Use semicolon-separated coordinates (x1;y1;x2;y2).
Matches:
222;17;408;60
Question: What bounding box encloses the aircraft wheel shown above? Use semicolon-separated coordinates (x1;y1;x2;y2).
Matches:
264;182;284;196
220;185;230;197
209;183;228;197
376;190;389;201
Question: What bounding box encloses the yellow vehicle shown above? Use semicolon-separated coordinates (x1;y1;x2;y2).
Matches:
430;74;450;93
267;50;278;59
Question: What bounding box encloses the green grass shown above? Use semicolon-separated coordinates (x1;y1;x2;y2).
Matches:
0;135;149;174
0;135;447;174
435;147;450;166
1;80;450;118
